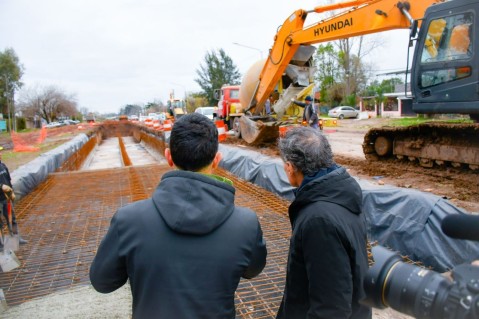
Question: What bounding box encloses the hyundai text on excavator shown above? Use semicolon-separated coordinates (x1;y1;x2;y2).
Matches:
237;0;479;170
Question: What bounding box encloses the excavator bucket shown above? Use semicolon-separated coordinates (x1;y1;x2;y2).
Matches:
238;83;315;145
239;116;281;145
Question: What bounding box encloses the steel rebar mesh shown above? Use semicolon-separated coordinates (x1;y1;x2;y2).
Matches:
1;164;294;318
4;122;406;317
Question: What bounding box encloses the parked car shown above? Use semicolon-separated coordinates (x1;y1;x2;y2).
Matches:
45;121;62;128
194;106;217;120
61;119;79;125
328;106;359;119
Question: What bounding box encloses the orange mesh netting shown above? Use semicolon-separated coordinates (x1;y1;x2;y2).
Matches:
37;126;47;144
11;128;47;152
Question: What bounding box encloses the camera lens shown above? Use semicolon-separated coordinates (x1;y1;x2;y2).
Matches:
363;246;452;318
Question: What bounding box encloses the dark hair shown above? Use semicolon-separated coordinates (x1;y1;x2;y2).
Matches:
278;127;335;176
169;113;218;171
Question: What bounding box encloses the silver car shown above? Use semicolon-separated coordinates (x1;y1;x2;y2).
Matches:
328;106;359;119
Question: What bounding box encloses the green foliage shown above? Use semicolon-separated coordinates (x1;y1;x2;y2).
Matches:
389;117;472;127
73;113;83;122
362;77;404;105
314;42;368;106
0;48;24;116
120;104;142;116
381;77;404;93
195;49;241;105
343;94;357;107
315;44;340;104
16;117;26;131
185;92;208;114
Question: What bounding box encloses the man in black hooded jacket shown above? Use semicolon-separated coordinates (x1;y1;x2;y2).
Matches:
90;113;267;318
277;127;371;319
0;146;28;247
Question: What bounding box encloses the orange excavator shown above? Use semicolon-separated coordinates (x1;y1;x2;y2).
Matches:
238;0;479;170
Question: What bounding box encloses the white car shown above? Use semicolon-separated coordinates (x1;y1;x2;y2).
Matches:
45;121;62;128
328;106;359;119
61;119;80;125
194;107;217;120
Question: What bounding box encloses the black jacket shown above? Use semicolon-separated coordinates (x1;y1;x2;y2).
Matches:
90;170;267;319
277;166;371;319
292;101;319;126
0;161;12;201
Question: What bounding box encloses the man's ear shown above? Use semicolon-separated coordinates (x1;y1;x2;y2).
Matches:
164;148;175;167
211;152;222;169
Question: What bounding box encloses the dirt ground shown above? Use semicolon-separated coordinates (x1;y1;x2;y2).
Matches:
223;118;479;213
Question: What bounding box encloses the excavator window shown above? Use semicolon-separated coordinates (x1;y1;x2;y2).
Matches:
421;18;447;62
420;12;473;63
419;12;473;89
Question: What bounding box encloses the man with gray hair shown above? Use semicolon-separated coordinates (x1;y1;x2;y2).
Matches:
276;127;371;319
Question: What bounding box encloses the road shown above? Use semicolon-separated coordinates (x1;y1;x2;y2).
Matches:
324;127;366;159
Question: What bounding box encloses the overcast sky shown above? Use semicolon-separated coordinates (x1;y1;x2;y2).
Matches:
0;0;413;114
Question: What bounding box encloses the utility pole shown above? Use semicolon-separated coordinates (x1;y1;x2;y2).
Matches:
3;75;11;132
3;75;17;132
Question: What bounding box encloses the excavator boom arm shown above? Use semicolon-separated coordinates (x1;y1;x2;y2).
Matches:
251;0;441;114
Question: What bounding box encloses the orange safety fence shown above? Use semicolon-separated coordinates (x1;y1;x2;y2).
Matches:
215;120;227;142
37;126;47;143
11;127;48;152
163;120;173;131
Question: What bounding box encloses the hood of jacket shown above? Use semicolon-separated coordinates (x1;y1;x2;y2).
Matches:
151;170;235;235
292;166;362;216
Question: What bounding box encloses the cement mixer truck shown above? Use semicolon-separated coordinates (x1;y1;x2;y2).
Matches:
237;0;479;170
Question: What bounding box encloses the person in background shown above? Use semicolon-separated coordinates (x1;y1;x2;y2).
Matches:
265;95;272;115
90;113;267;319
0;146;28;249
276;127;371;319
291;95;319;129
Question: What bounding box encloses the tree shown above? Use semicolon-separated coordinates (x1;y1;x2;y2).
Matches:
313;1;384;107
315;44;340;105
0;48;24;128
195;49;241;104
120;104;142;116
380;77;404;94
337;38;374;99
185;92;209;113
362;77;404;106
18;85;78;123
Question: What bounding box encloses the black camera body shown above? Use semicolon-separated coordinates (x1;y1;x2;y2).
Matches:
362;245;479;319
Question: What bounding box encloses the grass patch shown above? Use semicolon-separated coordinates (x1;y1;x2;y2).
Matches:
388;117;473;127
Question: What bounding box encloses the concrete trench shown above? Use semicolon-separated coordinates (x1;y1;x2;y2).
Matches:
2;122;296;318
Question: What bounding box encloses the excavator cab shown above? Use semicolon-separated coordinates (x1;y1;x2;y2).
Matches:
363;0;479;170
411;0;478;120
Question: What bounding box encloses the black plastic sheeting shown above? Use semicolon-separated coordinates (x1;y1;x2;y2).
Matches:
218;144;479;272
12;134;89;202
